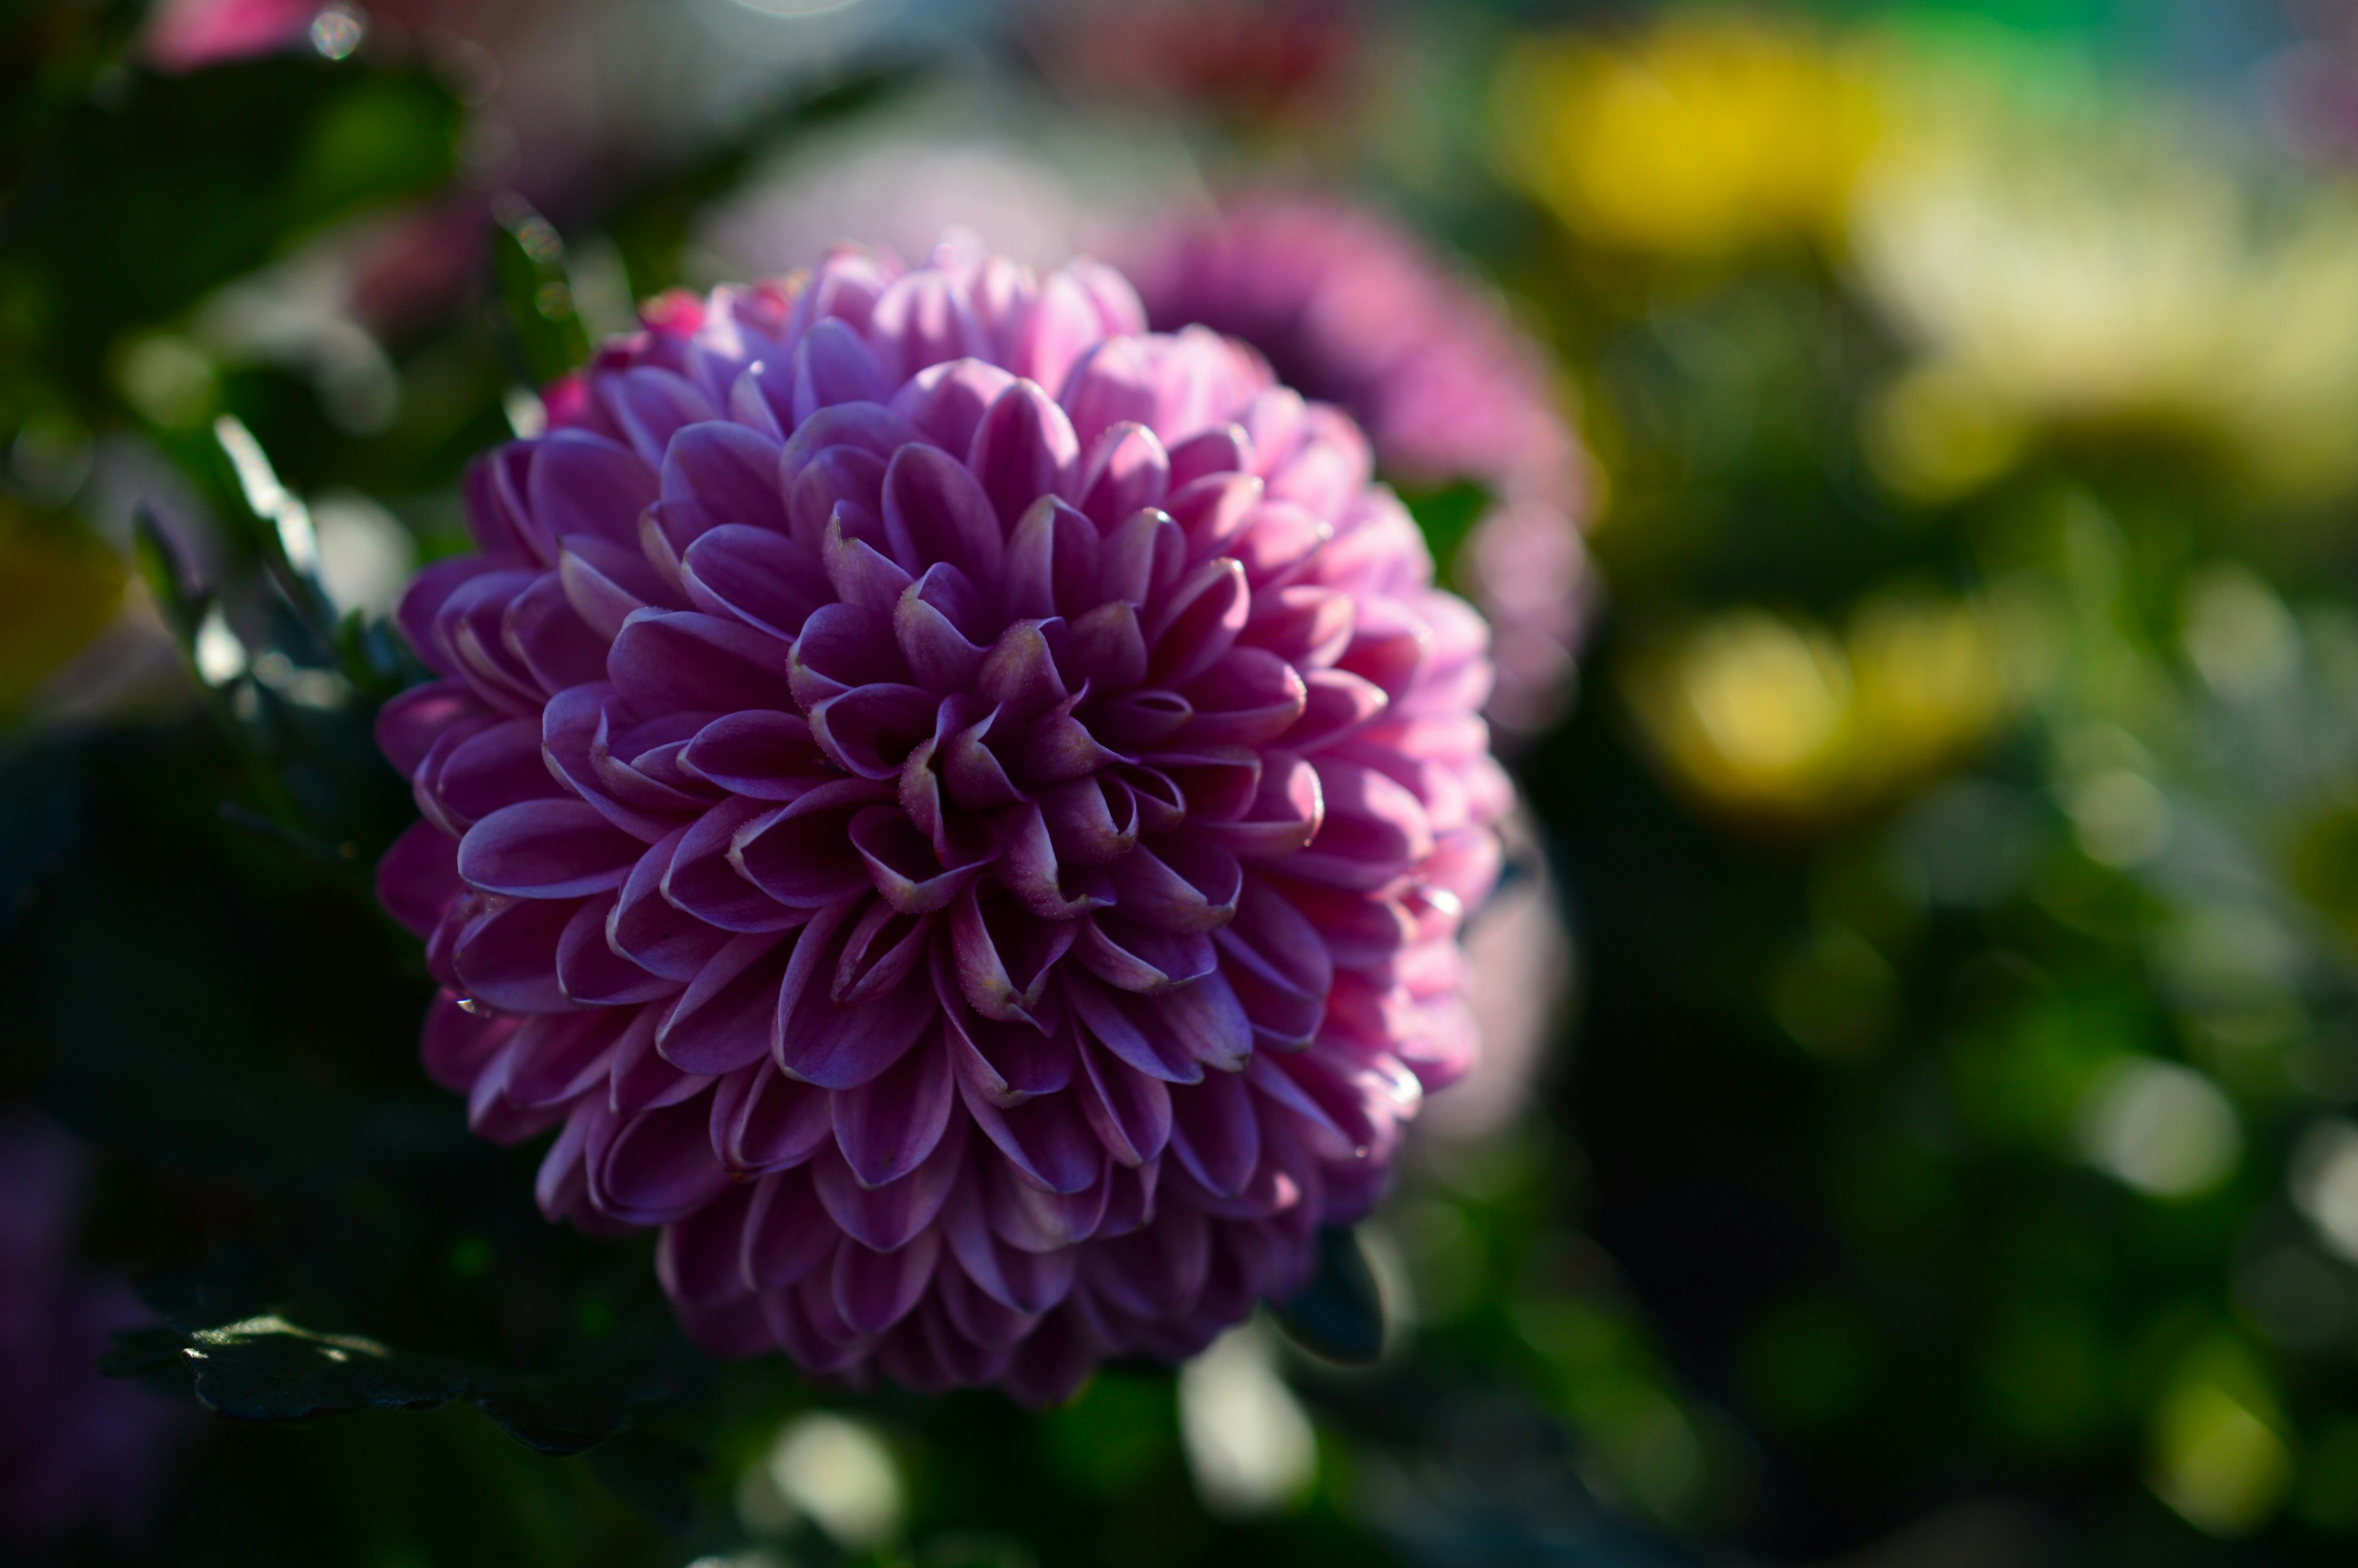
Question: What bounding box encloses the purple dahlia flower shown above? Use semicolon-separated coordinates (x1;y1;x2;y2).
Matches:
1126;195;1594;734
375;235;1508;1402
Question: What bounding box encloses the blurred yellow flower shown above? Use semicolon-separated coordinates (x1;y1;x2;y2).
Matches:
2149;1348;2295;1536
1850;73;2358;499
1493;13;1881;261
1625;592;2010;826
0;501;128;717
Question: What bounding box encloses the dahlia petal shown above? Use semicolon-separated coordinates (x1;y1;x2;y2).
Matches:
936;1252;1042;1349
961;1076;1103;1196
895;571;991;693
1056;335;1158;453
377;680;480;777
942;1180;1078;1316
940;990;1077;1107
975;619;1068;722
728;365;787;442
378;819;463;938
788;446;889;554
1094;504;1185;611
1287;758;1433;889
1063;600;1149;696
1164;473;1263;565
871;268;987;381
774;896;936;1089
679;710;831;801
848;805;985;915
601;368;718;468
452;896;580;1013
1078;421;1171;530
682;524;830;640
941;704;1024;811
676;1292;776;1358
421;987;518;1094
1243;1050;1356;1162
779;400;924;495
1212;879;1332;1048
985;1148;1111;1252
831;895;937;1004
504;1007;629;1110
591;1092;731;1226
558;894;677;1006
507;570;610;693
832;1227;943;1337
610;1003;710;1114
662;799;806;933
831;1028;957;1188
736;1165;837;1295
462;444;539;565
656;928;790;1076
1037;775;1142;871
916;1297;1017;1388
1146;559;1250;688
1088;1201;1210;1321
398;554;494;672
877;1311;963;1394
1091;689;1194;750
791;319;891;423
729;778;882;907
1003;497;1102;623
760;1268;867;1373
1166;1067;1259;1198
1154;746;1261;823
609;610;796;718
609;831;733;979
1267;409;1371;517
658;1182;757;1306
819;678;946;778
1002;1306;1098;1409
1197;750;1324;859
713;1058;835;1176
1073;914;1215;995
787;602;905;707
531;430;660;553
558;534;668;642
534;1098;601;1223
1065;977;1204;1085
949;887;1078;1026
968;379;1080;529
1073;1039;1172;1166
883;441;1003;588
1109;839;1241;933
814;1120;963;1254
1022;271;1118;400
1164;422;1251;489
891;357;1018;454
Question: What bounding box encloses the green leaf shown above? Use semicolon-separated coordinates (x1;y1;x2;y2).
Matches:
1272;1225;1384;1365
107;1275;672;1457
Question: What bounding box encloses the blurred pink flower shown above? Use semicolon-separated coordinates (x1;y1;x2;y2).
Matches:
1126;195;1593;734
375;236;1508;1400
143;0;319;73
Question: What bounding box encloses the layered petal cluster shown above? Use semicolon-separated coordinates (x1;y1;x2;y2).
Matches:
1126;195;1594;734
376;236;1506;1402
